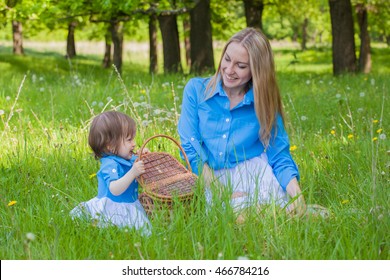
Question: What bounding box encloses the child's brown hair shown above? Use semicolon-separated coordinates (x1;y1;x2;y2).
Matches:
88;111;136;159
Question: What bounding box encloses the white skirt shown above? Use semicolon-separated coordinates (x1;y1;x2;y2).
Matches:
70;197;151;236
205;154;288;212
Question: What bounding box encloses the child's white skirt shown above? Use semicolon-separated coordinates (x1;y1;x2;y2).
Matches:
70;197;151;236
205;154;288;212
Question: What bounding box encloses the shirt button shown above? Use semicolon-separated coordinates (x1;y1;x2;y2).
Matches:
222;134;226;139
190;137;194;141
226;118;230;122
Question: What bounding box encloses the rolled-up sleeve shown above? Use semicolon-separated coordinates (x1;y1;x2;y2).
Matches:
178;79;208;175
266;115;300;191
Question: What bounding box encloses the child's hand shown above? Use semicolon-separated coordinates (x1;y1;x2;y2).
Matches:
137;147;150;155
132;160;146;177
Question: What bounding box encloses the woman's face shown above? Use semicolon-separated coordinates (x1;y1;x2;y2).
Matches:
220;42;252;90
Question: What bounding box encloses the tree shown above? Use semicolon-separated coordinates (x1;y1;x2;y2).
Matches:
66;21;77;58
158;13;182;73
190;0;214;74
355;3;371;73
328;0;357;75
243;0;264;30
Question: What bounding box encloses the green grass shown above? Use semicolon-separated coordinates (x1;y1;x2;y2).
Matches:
0;43;389;260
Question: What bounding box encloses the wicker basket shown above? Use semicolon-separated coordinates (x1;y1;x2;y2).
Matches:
137;134;197;215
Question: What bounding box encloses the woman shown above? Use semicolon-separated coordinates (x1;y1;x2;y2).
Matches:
178;27;306;218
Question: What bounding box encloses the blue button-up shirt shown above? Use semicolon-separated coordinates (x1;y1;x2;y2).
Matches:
96;155;139;203
178;77;299;191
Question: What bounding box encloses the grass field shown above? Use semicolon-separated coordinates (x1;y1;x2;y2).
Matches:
0;41;389;260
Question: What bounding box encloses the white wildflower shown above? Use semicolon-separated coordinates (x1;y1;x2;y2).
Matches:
6;96;11;101
40;88;45;92
98;102;104;107
357;108;364;113
39;76;44;81
301;116;308;121
370;78;375;86
91;101;97;106
336;94;341;98
26;232;36;241
379;134;386;140
0;110;4;115
306;80;311;85
359;92;365;97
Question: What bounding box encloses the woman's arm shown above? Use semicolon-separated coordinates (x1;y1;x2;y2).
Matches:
109;161;145;196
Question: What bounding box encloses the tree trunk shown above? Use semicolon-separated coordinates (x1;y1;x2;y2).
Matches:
356;4;371;74
190;0;214;74
183;16;191;69
110;21;124;74
328;0;357;75
243;0;264;30
301;18;308;50
66;21;77;58
149;14;158;74
102;27;112;69
158;14;182;73
12;20;24;55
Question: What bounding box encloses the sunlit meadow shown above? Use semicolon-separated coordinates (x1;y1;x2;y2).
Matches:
0;42;389;260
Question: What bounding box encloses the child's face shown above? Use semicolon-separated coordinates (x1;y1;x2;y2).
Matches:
116;136;136;160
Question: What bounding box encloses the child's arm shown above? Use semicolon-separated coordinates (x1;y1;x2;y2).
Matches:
109;161;145;196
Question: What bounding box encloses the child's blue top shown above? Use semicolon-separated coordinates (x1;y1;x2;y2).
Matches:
178;77;299;191
96;154;138;203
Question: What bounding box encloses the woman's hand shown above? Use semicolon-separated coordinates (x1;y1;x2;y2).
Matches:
286;177;306;217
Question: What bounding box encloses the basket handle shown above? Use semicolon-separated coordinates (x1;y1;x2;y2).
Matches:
138;134;192;173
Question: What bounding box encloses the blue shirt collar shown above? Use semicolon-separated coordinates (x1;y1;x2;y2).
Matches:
101;154;137;166
211;77;254;105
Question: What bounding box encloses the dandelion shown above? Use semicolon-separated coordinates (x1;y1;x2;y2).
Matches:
359;92;365;97
370;78;375;86
6;96;11;101
372;120;379;124
26;232;36;241
330;130;336;135
300;116;308;121
141;120;151;127
372;137;378;142
376;128;383;134
8;200;17;206
341;199;349;204
140;89;146;94
379;134;386;140
106;97;112;102
347;134;354;139
91;101;97;106
357;108;364;113
335;94;341;99
89;173;96;179
39;87;45;92
290;145;297;152
0;110;4;115
98;102;104;107
306;80;311;85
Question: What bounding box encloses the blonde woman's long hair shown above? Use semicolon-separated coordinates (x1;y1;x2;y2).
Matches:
206;27;285;147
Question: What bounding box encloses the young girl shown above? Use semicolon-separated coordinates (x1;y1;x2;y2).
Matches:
70;111;151;235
